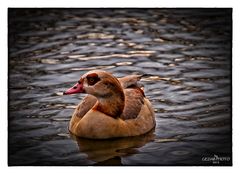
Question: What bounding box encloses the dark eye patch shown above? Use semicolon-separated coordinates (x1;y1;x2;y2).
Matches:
86;73;100;86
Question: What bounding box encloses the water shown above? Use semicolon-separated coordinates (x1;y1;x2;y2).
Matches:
8;9;232;166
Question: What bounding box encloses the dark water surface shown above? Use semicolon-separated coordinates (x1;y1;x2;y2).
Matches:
8;9;232;166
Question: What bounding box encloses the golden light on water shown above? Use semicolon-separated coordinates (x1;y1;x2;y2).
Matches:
76;33;115;39
74;53;153;60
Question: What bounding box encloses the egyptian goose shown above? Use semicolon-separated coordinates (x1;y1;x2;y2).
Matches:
63;70;155;139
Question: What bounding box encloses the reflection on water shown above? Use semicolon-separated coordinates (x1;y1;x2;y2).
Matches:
71;130;155;164
8;9;232;166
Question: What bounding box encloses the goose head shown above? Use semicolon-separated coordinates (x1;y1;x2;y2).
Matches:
63;70;123;98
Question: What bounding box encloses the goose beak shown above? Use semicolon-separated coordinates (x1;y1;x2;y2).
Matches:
63;82;85;95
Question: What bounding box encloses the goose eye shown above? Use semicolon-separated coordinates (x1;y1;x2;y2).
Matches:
89;78;94;83
86;73;100;86
88;77;97;85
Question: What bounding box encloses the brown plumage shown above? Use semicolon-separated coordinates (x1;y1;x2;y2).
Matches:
64;70;155;139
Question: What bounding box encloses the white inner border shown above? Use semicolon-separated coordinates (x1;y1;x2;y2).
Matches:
1;0;239;173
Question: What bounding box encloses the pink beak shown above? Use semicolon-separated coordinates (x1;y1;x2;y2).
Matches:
63;82;85;95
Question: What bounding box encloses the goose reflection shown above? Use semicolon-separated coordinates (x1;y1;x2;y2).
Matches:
70;129;155;165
